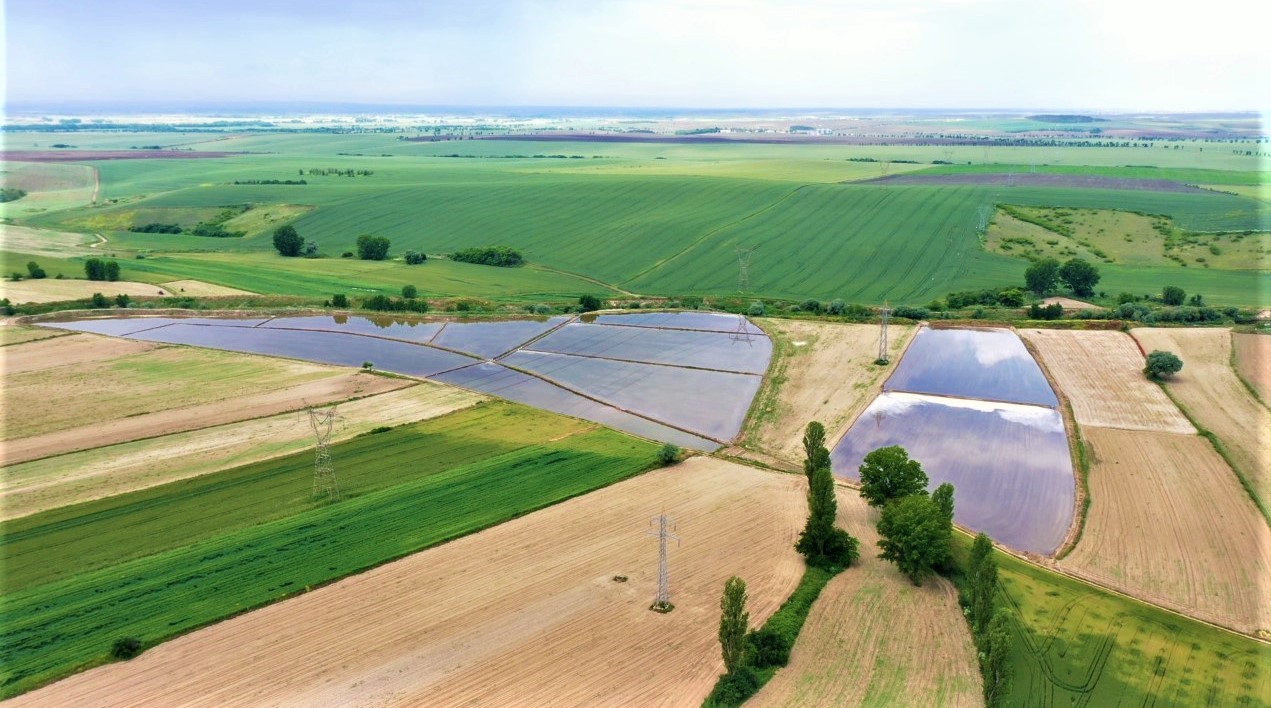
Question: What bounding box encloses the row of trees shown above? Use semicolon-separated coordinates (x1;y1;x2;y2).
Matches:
274;225;395;262
84;258;121;281
858;446;955;585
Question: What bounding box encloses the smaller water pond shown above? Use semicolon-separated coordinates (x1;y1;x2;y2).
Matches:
884;327;1058;407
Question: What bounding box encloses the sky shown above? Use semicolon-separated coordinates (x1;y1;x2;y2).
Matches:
4;0;1268;112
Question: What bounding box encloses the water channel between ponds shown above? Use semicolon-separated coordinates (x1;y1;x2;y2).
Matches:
832;326;1075;555
43;312;772;451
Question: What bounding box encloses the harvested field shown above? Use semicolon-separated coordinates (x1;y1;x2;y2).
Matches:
0;150;247;162
1;368;408;466
1234;332;1271;403
0;279;171;304
0;224;97;259
1;339;357;443
1;383;482;521
747;319;911;462
0;325;69;347
751;492;981;708
1058;428;1271;635
1131;327;1271;509
870;172;1206;192
1040;296;1097;310
157;279;254;296
1020;329;1194;433
9;458;805;707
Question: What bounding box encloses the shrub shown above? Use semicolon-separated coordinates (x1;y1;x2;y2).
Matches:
1028;302;1064;320
528;303;551;315
341;251;354;258
657;443;681;466
26;261;46;279
747;301;765;316
892;305;928;320
1162;285;1185;306
705;666;759;707
747;627;790;668
331;293;348;308
110;637;143;659
826;298;845;315
90;292;109;308
404;250;427;264
356;234;391;260
578;294;602;312
114;293;130;308
0;298;13;315
8;272;22;281
996;288;1025;307
302;240;319;258
401;284;418;299
1144;350;1183;379
799;298;822;313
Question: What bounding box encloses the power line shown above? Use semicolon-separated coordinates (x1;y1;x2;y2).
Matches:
648;511;679;613
730;314;753;346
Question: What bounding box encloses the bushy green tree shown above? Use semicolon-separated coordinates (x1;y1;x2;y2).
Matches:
1024;257;1060;295
356;234;391;260
331;293;348;308
983;609;1014;707
272;224;304;257
657;443;681;466
1058;258;1100;297
1161;285;1185;306
404;250;427;264
719;576;749;674
104;260;120;281
401;284;418;299
858;445;928;507
1144;350;1183;379
26;261;46;279
876;493;951;585
578;294;602;312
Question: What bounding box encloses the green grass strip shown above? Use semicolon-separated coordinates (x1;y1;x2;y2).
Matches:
0;427;657;698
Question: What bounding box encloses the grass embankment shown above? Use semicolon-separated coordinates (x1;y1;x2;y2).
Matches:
981;536;1271;706
0;404;659;698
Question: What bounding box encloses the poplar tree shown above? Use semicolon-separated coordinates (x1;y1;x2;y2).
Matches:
718;576;749;674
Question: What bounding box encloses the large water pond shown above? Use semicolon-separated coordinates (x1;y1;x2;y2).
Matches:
885;327;1058;407
832;392;1074;555
43;311;768;451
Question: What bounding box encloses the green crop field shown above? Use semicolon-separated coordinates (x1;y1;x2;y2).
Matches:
0;403;658;698
994;547;1271;707
3;133;1266;307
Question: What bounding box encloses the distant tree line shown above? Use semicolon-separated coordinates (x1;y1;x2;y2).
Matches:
233;179;308;185
301;168;373;177
0;188;27;203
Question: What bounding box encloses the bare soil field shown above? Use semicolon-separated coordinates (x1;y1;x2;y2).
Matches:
1040;296;1097;310
0;279;171;304
2;369;407;466
748;319;911;463
1233;332;1271;403
1058;428;1271;635
751;492;982;708
1;383;483;520
0;224;98;259
157;279;255;297
9;458;805;708
1131;327;1271;507
1;338;358;443
1021;329;1195;434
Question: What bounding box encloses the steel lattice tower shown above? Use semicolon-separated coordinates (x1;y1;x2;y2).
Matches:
730;314;752;346
735;246;755;293
308;405;341;501
877;301;891;363
648;512;679;612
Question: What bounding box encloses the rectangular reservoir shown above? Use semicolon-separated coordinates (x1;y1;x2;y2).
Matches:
884;327;1059;407
527;322;771;374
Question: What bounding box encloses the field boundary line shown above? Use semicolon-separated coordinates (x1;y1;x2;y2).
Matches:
493;314;577;357
1229;330;1270;411
512;346;763;376
619;183;811;285
524;264;634;296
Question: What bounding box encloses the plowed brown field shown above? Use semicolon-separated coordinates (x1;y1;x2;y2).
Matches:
0;383;482;520
750;492;982;708
1233;332;1270;402
1020;329;1194;433
9;458;805;708
1131;327;1271;508
749;320;911;462
1058;428;1271;635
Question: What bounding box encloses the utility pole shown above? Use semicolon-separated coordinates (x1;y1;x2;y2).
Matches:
736;246;755;294
307;404;341;501
648;511;679;613
876;301;891;364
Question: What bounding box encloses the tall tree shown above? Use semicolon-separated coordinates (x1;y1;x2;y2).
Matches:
718;576;749;674
858;445;928;507
796;421;860;568
272;224;304;257
1058;258;1100;297
801;421;829;479
983;609;1014;707
968;533;998;638
1024;257;1060;296
876;493;951;585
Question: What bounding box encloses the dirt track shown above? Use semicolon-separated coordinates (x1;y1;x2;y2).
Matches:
751;492;981;707
1131;328;1271;506
9;458;805;708
0;384;482;520
1021;329;1194;433
1058;428;1271;635
750;320;911;462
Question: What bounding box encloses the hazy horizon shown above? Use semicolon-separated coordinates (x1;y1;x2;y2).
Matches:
5;0;1268;113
